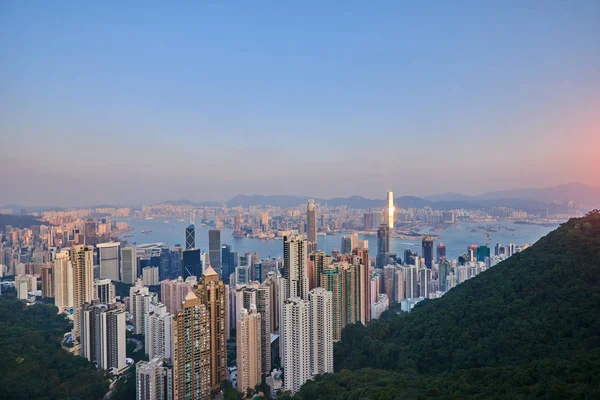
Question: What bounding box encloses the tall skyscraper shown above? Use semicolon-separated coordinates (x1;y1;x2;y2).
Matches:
340;235;352;254
363;212;371;231
94;278;116;304
376;225;390;268
136;357;173;400
322;262;360;341
308;288;334;376
236;305;262;394
97;242;121;281
160;277;192;315
80;300;127;372
309;251;332;290
84;218;98;246
185;224;195;250
130;280;157;335
283;235;309;301
54;249;73;312
195;265;227;389
182;248;202;280
283;297;311;394
208;229;221;276
386;191;394;229
404;265;418;299
145;303;173;362
41;265;54;298
173;291;211;400
422;237;434;269
307;200;317;253
72;245;95;342
121;245;137;284
436;243;447;262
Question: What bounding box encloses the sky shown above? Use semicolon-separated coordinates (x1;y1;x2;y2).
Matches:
1;1;599;206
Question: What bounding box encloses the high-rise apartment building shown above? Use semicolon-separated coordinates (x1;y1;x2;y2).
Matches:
54;249;73;312
282;297;311;394
136;357;173;400
404;265;418;299
208;229;221;276
72;245;94;342
308;288;333;376
195;266;227;389
308;251;332;291
283;235;308;301
121;245;137;284
94;278;116;304
97;242;121;281
236;305;262;394
130;280;157;335
340;235;352;255
322;262;361;341
173;291;211;400
80;300;127;372
145;303;173;362
160;276;192;315
307;200;317;253
41;264;53;298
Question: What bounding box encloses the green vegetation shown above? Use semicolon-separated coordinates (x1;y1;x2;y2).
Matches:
294;211;600;399
0;298;108;399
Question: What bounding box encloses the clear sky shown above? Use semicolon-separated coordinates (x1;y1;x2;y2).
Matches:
1;1;599;206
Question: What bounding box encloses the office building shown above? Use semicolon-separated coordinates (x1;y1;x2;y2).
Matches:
340;235;352;255
363;212;371;231
94;278;116;304
121;246;137;284
282;297;311;394
143;266;160;286
182;248;202;280
185;224;195;250
422;237;434;269
309;288;334;375
80;300;127;372
136;357;173;400
160;277;192;315
236;305;262;394
386;191;394;229
376;225;390;268
97;242;121;281
436;243;447;262
195;266;227;389
145;303;173;362
72;245;95;342
477;245;491;262
307;199;317;253
173;291;211;400
370;210;383;230
208;229;221;276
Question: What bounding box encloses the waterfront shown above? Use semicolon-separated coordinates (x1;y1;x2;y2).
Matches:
116;218;558;261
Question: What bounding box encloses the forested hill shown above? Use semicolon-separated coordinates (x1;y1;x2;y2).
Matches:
292;211;600;399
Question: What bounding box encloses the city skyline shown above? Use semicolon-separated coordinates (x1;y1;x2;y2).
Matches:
1;2;599;206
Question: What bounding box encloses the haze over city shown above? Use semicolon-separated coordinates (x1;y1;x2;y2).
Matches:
1;1;599;206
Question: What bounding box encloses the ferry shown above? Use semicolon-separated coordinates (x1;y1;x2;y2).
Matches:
141;229;153;234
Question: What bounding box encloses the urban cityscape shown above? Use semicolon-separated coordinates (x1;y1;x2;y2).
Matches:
1;2;599;400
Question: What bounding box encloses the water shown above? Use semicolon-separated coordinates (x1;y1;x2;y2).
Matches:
116;218;557;261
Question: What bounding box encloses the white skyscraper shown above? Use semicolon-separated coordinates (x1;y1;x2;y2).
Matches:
136;357;173;400
145;303;173;362
130;280;157;335
386;191;394;229
81;300;127;372
309;288;334;376
72;245;95;343
283;235;308;301
94;278;116;304
54;249;73;312
97;242;121;281
283;297;311;394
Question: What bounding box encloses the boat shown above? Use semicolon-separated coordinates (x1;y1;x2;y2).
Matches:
145;217;154;220
164;220;169;223
177;219;185;222
141;229;153;234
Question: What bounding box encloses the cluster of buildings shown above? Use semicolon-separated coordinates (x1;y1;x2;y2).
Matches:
0;191;542;399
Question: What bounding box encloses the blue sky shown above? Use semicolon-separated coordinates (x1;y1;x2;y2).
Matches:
1;1;599;206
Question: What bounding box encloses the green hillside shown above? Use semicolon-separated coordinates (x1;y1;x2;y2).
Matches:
292;211;600;399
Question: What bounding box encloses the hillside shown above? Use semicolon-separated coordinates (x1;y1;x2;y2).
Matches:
0;213;49;231
292;211;600;399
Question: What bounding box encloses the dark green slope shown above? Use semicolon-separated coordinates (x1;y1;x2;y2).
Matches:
292;211;600;399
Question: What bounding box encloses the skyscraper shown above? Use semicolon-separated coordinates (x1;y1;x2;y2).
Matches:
136;357;173;400
386;191;394;229
185;224;195;251
363;212;371;231
376;225;390;268
54;249;73;312
97;242;121;281
236;305;262;394
130;280;157;335
208;229;221;276
121;245;137;284
340;235;352;254
173;291;211;400
307;200;317;253
308;288;334;376
145;303;173;362
72;245;95;343
322;262;360;341
436;243;447;262
195;265;227;389
283;297;311;394
182;248;202;279
422;237;434;269
80;300;127;372
283;235;309;301
160;277;192;315
41;264;54;298
94;278;116;304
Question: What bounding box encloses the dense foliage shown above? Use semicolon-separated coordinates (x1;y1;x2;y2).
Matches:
0;298;108;399
294;212;600;399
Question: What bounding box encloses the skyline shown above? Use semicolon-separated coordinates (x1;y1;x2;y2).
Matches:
1;1;599;205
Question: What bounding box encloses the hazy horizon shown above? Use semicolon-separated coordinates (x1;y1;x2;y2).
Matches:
1;2;599;206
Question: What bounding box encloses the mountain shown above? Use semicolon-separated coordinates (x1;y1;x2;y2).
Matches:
159;199;221;207
423;192;474;202
291;211;600;399
0;213;50;230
